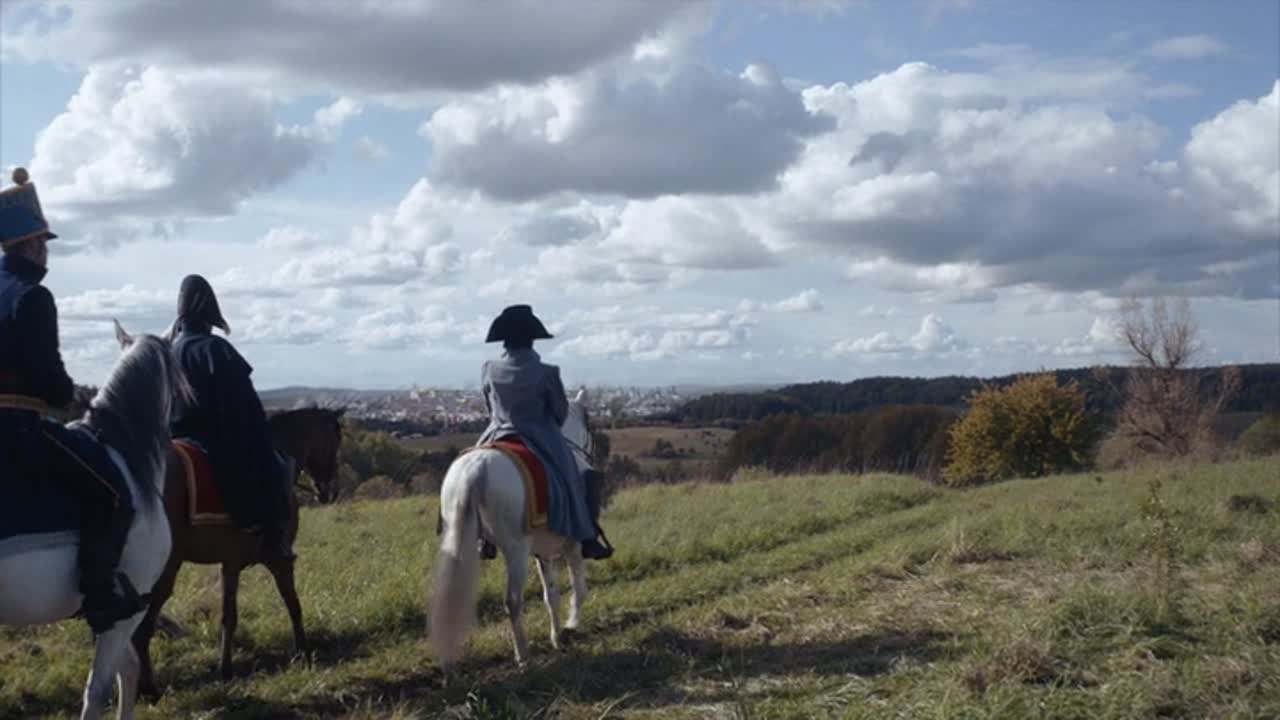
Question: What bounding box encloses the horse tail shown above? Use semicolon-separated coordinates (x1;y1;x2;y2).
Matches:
428;452;484;668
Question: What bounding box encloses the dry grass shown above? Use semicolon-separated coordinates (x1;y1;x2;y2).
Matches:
2;456;1278;718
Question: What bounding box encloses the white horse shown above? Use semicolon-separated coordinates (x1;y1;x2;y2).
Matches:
429;389;597;671
0;321;188;720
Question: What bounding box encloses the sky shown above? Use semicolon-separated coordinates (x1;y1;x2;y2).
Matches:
0;0;1277;391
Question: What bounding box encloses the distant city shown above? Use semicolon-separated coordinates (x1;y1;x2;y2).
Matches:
258;385;738;425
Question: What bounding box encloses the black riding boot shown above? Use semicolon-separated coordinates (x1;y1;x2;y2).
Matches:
78;509;146;635
580;469;614;560
260;458;296;562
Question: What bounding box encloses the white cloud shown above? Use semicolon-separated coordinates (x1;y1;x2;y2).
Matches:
239;303;337;346
741;289;824;313
424;61;832;199
273;249;424;289
759;64;1279;300
341;304;488;352
58;284;170;322
2;1;707;97
357;135;390;162
831;313;968;357
550;301;754;361
258;226;321;251
1145;34;1229;60
603;196;777;270
26;65;340;247
1184;81;1280;237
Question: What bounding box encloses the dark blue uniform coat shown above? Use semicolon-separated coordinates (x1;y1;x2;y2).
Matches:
0;254;124;538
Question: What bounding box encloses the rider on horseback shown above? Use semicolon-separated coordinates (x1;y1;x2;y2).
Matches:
477;304;614;561
0;168;145;634
167;274;295;561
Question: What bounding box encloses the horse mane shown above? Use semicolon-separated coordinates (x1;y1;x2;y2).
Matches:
77;335;176;507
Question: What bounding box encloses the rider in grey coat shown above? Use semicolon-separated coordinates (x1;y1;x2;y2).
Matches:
476;304;613;560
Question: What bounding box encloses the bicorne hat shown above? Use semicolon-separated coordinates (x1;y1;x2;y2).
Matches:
485;304;553;343
0;168;58;250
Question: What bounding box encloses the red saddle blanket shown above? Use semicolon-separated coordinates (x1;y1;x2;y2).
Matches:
479;438;550;530
172;440;232;526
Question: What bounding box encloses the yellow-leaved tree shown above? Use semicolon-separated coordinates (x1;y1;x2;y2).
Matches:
944;373;1097;486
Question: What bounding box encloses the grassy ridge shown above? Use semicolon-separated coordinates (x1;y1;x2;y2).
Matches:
2;457;1278;719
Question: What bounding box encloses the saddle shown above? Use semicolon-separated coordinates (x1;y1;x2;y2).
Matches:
470;437;551;531
172;440;233;526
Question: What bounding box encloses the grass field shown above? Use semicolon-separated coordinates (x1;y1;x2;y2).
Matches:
398;426;734;470
2;456;1279;719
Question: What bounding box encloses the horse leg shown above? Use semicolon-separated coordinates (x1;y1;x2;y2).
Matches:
265;557;307;660
534;556;564;650
219;563;241;681
80;625;130;720
133;556;181;700
564;548;588;632
114;642;141;720
500;539;531;666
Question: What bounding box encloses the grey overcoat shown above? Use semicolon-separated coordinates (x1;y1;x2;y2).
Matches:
477;348;594;541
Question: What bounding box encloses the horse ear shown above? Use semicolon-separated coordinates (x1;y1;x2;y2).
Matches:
113;318;134;349
574;387;587;404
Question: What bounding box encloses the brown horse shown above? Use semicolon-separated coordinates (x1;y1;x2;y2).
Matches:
133;407;345;699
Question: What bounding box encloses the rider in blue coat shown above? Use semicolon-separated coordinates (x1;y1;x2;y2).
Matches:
168;274;294;560
476;304;613;560
0;168;144;634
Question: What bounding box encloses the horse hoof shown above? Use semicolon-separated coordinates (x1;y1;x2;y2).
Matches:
139;684;162;703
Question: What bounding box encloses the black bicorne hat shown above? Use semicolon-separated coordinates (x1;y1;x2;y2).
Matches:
485;304;553;343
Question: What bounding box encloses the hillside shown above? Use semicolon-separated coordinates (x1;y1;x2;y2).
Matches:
676;363;1280;423
2;457;1278;718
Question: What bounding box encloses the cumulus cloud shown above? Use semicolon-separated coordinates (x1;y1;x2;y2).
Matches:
58;284;171;323
424;61;832;200
600;196;778;270
831;313;968;356
1;1;705;96
1184;81;1280;237
258;226;322;251
550;302;754;360
238;304;337;346
343;304;480;351
764;63;1279;300
741;289;824;313
26;65;342;245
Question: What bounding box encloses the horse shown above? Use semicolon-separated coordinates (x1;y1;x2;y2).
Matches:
0;321;189;720
131;406;345;698
429;389;597;671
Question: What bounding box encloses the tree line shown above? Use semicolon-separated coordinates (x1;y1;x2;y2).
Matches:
675;363;1280;424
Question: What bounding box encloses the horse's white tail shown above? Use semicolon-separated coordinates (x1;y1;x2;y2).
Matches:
429;456;483;667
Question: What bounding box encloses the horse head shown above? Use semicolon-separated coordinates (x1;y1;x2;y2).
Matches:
267;406;346;504
87;319;191;495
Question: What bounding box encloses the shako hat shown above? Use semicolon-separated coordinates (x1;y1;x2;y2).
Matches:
0;167;58;249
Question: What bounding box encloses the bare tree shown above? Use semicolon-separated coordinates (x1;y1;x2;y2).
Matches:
1111;297;1240;458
